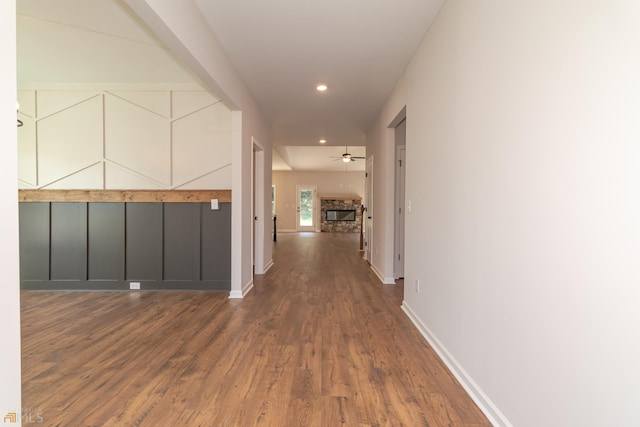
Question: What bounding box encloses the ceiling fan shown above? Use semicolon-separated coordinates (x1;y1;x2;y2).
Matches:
332;146;365;163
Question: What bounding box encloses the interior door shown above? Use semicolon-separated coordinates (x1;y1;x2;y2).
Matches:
296;185;316;232
364;157;373;262
394;144;406;278
252;139;265;274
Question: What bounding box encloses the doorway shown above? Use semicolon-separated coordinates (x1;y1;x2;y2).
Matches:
364;156;373;263
252;138;265;274
394;120;406;279
389;108;406;280
296;185;316;232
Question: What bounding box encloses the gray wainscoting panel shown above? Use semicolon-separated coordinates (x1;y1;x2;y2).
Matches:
50;202;87;280
88;203;125;280
164;203;201;281
125;203;163;281
19;202;50;280
201;203;231;282
20;201;231;291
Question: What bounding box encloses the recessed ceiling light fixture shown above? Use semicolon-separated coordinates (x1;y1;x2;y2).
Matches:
319;139;327;144
316;84;328;92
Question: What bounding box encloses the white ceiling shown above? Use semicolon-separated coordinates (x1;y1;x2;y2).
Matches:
194;0;444;170
274;145;367;172
16;0;444;171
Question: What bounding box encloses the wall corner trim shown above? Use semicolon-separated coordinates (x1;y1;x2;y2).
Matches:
401;301;512;427
228;290;244;299
229;278;254;299
371;263;395;285
262;259;274;274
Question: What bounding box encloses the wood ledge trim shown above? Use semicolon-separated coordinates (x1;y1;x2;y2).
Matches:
19;190;232;203
319;195;363;201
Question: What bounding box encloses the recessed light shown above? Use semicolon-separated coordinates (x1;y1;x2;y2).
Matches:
319;139;327;144
316;84;328;92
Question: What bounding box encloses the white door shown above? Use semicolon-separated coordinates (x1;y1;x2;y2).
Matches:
364;157;373;262
394;144;406;278
252;138;265;274
296;185;316;232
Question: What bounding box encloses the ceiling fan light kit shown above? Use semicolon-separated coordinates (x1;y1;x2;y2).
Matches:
333;145;365;162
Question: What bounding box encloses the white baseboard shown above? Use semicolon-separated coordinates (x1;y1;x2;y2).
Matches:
228;290;243;299
263;259;274;273
229;278;254;299
401;301;511;427
254;259;274;275
371;263;396;285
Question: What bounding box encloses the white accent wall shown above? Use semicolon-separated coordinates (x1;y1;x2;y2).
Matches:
18;88;231;190
369;0;640;426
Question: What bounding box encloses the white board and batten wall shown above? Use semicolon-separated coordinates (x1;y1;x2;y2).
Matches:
18;88;231;190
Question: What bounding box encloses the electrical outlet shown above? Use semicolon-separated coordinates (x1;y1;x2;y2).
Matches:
130;282;141;290
415;279;420;293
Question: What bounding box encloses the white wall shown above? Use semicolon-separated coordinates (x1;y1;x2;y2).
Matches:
272;170;364;232
370;0;640;426
1;0;22;422
124;0;273;296
18;87;231;189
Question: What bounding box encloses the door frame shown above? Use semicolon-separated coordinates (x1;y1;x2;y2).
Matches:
388;107;407;281
364;156;374;262
394;143;406;279
251;137;265;274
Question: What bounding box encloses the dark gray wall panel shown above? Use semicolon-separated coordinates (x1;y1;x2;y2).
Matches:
20;201;231;290
201;203;231;281
126;203;162;280
164;203;200;281
50;202;87;280
88;203;125;280
19;202;50;280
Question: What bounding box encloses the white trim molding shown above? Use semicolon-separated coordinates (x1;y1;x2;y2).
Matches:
371;263;396;285
262;259;274;274
229;278;254;299
402;301;512;427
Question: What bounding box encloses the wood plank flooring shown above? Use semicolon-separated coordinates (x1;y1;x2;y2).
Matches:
21;232;491;426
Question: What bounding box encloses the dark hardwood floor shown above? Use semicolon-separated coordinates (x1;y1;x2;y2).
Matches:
21;232;490;426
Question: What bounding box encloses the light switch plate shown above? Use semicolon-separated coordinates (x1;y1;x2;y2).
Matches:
211;199;219;210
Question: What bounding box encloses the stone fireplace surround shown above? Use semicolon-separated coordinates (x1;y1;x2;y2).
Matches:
320;196;362;233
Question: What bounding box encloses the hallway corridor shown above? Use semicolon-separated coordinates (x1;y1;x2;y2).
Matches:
21;232;490;426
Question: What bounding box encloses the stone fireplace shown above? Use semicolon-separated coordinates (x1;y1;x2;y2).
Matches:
320;196;362;233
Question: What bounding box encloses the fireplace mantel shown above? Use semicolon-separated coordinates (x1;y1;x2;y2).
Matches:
319;195;362;201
